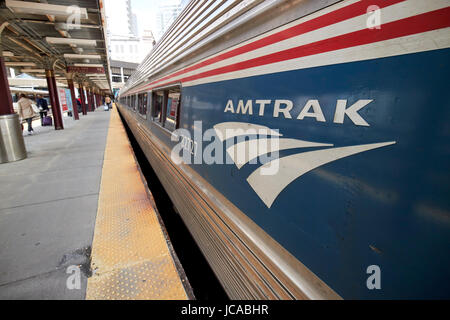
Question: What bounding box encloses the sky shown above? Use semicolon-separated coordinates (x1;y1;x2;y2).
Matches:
131;0;181;39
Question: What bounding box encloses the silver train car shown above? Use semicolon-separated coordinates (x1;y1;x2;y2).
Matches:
117;0;450;299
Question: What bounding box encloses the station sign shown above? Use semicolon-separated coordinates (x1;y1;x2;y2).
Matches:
58;88;69;112
66;66;105;74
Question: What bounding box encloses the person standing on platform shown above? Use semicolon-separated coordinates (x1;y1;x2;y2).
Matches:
105;96;112;109
36;94;49;126
17;93;36;135
76;98;82;113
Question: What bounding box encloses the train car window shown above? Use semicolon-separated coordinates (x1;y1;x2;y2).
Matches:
138;94;143;115
152;91;163;123
141;93;148;118
163;87;181;132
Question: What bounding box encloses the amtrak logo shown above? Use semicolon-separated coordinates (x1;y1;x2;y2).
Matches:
213;122;396;208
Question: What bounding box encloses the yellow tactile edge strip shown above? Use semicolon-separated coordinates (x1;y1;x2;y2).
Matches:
86;106;188;300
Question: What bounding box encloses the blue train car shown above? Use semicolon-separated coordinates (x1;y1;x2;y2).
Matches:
117;0;450;299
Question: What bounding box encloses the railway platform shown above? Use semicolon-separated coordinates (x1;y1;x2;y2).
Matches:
0;105;190;300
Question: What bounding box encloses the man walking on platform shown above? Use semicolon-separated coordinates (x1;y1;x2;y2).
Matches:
36;95;49;126
17;93;36;135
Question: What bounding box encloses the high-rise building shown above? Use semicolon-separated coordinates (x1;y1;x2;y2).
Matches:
105;0;137;38
104;0;154;64
139;29;156;62
130;13;139;37
156;1;183;40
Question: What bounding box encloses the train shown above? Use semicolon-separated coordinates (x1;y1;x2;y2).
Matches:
116;0;450;299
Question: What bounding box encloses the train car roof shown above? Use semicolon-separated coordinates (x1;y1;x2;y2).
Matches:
120;0;340;96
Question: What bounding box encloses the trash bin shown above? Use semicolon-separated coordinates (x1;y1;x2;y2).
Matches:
0;113;27;163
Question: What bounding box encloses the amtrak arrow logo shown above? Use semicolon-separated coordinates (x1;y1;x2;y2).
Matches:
213;122;396;208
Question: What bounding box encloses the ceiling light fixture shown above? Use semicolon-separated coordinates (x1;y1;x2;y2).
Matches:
5;62;36;67
45;37;97;46
20;69;45;73
63;54;102;60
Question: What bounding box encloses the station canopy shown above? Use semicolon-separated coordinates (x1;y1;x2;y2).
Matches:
0;0;112;94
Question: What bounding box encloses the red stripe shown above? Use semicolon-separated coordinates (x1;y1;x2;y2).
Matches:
142;0;405;90
169;7;449;85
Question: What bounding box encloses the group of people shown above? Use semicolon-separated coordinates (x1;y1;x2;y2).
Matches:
16;94;49;135
74;96;113;113
16;93;114;135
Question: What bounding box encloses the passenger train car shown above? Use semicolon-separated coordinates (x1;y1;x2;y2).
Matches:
117;0;450;299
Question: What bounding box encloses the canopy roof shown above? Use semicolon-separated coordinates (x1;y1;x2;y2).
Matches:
0;0;112;94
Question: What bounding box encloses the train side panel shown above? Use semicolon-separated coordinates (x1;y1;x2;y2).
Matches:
118;0;450;299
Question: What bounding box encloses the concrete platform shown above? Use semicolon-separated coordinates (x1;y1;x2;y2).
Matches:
0;110;109;299
0;107;189;299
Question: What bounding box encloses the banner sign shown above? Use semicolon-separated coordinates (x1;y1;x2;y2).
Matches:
65;89;73;112
58;88;68;112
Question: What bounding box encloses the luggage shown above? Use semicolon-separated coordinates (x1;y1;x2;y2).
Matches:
43;115;53;126
104;105;109;111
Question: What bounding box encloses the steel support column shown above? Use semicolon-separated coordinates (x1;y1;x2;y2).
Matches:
79;82;87;115
45;69;64;130
87;88;93;112
67;78;79;120
93;91;97;109
0;55;27;163
0;56;14;116
90;89;95;111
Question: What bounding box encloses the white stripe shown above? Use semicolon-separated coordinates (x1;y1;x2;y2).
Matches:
247;141;396;208
183;28;450;87
227;138;333;169
169;0;449;83
213;122;282;141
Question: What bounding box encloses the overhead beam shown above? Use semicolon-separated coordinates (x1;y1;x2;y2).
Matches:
5;0;88;19
73;63;104;67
